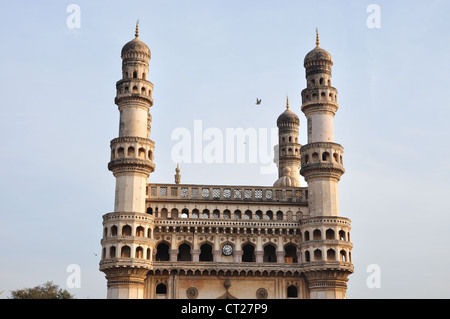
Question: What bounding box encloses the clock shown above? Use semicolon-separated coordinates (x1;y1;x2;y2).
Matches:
222;244;233;256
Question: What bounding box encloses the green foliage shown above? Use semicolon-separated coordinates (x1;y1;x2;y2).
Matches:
9;281;74;299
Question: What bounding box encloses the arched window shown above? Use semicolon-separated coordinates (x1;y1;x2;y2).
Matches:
109;246;116;258
304;154;309;164
223;209;231;219
312;152;319;162
319;77;324;85
136;246;143;258
340;250;347;262
181;208;189;218
127;147;135;157
199;243;213;262
202;209;210;219
156;283;167;295
146;207;153;215
192;209;199;218
327;249;336;261
117;147;124;158
304;231;310;241
234;210;241;220
339;230;346;241
155;242;170;261
132;86;138;93
287;285;298;298
146;248;151;260
276;211;283;221
133;71;137;78
177;243;192;261
242;243;255;262
171;208;178;219
322;152;330;161
148;150;153;160
142;73;146;80
333;153;339;162
121;245;131;258
313;229;321;240
265;210;273;220
305;250;310;262
255;210;262;220
284;244;297;263
244;210;252;220
263;244;276;263
122;225;132;236
314;249;322;261
212;209;220;219
111;225;118;236
141;87;146;95
326;229;335;240
138;148;145;158
157;208;167;219
136;226;144;237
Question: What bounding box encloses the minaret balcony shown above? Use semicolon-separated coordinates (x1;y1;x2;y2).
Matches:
300;142;344;179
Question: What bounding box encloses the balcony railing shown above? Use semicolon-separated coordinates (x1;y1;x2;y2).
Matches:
147;184;308;203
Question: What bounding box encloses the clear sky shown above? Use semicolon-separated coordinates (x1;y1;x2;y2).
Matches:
1;0;450;299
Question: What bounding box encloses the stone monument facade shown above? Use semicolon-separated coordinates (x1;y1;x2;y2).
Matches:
99;25;353;299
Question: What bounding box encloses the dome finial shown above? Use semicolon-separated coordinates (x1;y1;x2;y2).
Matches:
316;27;320;47
286;95;290;109
135;20;139;38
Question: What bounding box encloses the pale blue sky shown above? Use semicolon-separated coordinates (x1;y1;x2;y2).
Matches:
1;0;449;298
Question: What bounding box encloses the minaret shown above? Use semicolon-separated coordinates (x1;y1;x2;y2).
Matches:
100;22;156;299
273;97;302;187
174;163;181;184
299;30;353;298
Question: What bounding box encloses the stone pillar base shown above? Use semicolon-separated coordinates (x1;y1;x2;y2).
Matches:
102;267;148;299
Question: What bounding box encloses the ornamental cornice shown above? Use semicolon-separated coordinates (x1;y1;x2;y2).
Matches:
301;102;338;115
108;158;155;174
116;78;153;87
103;211;155;222
300;142;343;152
110;136;155;147
299;216;351;227
115;94;153;107
300;163;345;179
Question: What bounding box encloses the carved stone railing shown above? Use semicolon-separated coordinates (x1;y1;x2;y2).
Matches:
147;183;308;203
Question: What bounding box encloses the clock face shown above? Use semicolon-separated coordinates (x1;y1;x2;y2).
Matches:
222;244;233;256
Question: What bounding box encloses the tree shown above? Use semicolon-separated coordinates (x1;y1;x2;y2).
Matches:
9;281;74;299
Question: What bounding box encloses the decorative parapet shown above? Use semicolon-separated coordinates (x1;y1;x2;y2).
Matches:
146;183;308;204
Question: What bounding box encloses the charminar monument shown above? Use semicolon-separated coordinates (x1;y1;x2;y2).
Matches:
99;23;353;299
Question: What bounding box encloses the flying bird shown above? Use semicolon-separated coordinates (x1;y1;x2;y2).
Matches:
256;98;262;105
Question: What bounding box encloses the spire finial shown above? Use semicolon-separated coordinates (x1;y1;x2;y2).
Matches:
316;27;320;47
286;95;290;109
135;20;139;38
